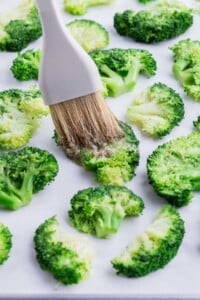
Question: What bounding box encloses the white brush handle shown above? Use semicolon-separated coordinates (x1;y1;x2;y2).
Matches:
36;0;102;105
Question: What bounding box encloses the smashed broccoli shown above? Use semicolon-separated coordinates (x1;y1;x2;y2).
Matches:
147;132;200;207
0;147;58;210
127;82;184;138
171;39;200;101
0;87;49;150
69;185;144;238
90;48;156;97
11;49;41;81
114;0;193;43
64;0;114;15
0;0;42;52
34;216;94;285
0;223;12;265
112;205;184;277
67;19;109;52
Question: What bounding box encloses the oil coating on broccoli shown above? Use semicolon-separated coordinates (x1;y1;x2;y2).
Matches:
67;19;109;52
171;39;200;101
0;147;58;210
112;205;184;277
0;86;48;150
0;0;42;52
0;223;12;265
69;185;144;238
147;132;200;207
64;0;114;15
90;48;156;97
114;0;193;43
11;49;41;81
127;82;184;138
34;216;94;285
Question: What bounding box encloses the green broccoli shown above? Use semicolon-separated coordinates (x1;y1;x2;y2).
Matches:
11;49;41;81
80;122;139;185
0;86;49;150
112;205;184;277
0;223;12;265
0;147;58;210
90;48;156;97
64;0;114;15
127;82;184;138
0;0;42;52
138;0;155;3
34;216;94;285
69;185;144;238
67;19;109;52
114;0;193;43
171;39;200;101
193;116;200;131
147;132;200;207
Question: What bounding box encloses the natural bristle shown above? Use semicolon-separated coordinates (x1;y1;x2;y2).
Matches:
50;92;123;156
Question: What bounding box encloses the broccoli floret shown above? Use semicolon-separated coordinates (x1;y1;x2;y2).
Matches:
0;147;58;210
0;0;42;52
64;0;114;15
112;205;184;277
193;116;200;131
0;86;49;150
0;223;12;265
67;19;109;52
114;0;193;43
80;122;139;185
90;48;156;97
34;216;94;285
69;185;144;238
147;132;200;207
11;49;41;81
171;39;200;101
139;0;155;3
127;82;184;138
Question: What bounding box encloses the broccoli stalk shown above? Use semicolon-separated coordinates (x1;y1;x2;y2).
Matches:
0;223;12;265
64;0;114;15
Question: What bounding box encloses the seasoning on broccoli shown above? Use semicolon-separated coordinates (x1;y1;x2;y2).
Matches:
0;147;59;210
112;205;184;277
11;49;41;81
147;132;200;207
0;223;12;265
90;48;156;97
0;0;42;52
127;82;184;138
69;185;144;238
171;39;200;101
64;0;114;15
114;0;193;43
34;216;94;285
67;19;109;52
0;87;49;150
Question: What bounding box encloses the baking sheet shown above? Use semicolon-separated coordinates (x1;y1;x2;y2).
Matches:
0;0;200;299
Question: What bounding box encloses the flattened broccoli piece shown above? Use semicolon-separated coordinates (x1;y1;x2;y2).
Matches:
0;223;12;265
0;87;48;150
90;48;156;97
67;19;109;52
0;0;42;52
114;0;193;43
80;122;139;185
69;185;144;238
0;147;58;210
127;82;184;138
171;39;200;101
64;0;114;15
34;216;94;285
11;49;41;81
147;132;200;207
112;205;184;277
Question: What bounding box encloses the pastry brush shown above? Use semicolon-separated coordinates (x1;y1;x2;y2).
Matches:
36;0;123;157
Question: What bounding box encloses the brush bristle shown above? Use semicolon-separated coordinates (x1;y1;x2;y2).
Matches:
49;92;123;156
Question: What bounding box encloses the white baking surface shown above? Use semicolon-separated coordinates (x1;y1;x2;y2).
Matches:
0;0;200;299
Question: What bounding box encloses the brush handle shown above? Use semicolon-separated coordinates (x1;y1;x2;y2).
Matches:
36;0;102;105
